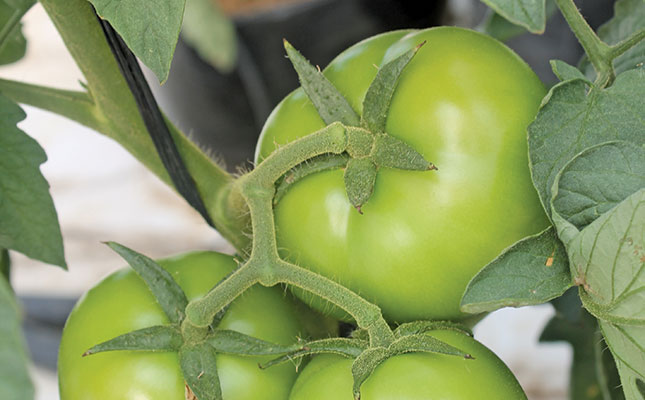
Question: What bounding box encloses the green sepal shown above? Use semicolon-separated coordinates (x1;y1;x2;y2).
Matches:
372;133;435;171
361;42;423;133
180;342;222;400
351;331;472;399
261;337;368;369
207;329;298;356
83;325;183;356
343;158;377;214
346;127;374;158
388;333;472;359
284;39;360;126
274;153;349;205
107;242;188;324
394;320;472;338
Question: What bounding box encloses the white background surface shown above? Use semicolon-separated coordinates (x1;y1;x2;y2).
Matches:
2;4;571;399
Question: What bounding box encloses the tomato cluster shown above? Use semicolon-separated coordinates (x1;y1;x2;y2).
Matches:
59;26;546;399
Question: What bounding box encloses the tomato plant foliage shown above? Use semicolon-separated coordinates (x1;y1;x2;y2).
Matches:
0;0;644;399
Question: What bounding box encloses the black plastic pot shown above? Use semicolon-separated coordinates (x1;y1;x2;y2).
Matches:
149;0;447;170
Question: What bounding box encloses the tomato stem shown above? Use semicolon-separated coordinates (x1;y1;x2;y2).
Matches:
190;123;395;346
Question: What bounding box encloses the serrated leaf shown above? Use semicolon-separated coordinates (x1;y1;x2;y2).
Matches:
361;43;420;133
0;94;65;267
180;342;222;400
107;242;188;324
181;0;236;72
480;0;546;34
552;141;645;231
0;276;33;400
528;69;645;215
540;289;624;400
261;337;367;369
580;0;645;78
480;0;556;41
207;329;298;356
284;40;360;126
0;1;31;66
343;158;377;213
88;0;185;84
84;325;183;356
461;227;571;314
550;59;591;83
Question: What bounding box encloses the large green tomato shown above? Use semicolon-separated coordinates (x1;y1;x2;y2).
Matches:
256;27;548;322
289;329;527;399
58;251;316;400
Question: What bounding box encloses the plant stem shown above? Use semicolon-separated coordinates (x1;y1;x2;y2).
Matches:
31;0;250;251
0;78;105;132
609;29;645;60
273;260;395;347
553;0;613;86
186;123;395;347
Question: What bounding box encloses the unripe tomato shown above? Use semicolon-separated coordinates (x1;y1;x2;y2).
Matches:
58;251;316;399
256;27;549;322
289;330;527;399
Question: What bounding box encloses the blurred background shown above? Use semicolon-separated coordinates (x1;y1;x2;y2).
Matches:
1;0;616;398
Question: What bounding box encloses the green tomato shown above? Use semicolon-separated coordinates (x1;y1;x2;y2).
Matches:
256;27;549;322
289;329;527;399
58;251;316;400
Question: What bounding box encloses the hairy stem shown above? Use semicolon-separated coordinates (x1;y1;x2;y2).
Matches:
554;0;613;86
609;29;645;60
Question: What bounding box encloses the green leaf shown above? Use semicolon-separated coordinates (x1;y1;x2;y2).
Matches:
580;0;645;78
107;242;188;324
480;0;556;41
554;190;645;399
0;1;31;66
88;0;186;84
0;276;34;400
552;141;645;231
461;227;571;314
83;325;183;356
180;342;222;400
480;0;547;34
361;43;421;133
540;289;624;400
207;329;298;356
284;39;360;126
181;0;236;72
528;69;645;215
0;94;66;267
343;158;377;213
261;337;367;369
600;320;645;400
550;59;591;83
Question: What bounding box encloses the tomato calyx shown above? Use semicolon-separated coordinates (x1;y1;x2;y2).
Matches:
258;321;474;400
282;39;436;212
81;242;302;400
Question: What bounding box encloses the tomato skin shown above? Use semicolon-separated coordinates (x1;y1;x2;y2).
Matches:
289;330;527;400
256;27;549;323
58;251;310;400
